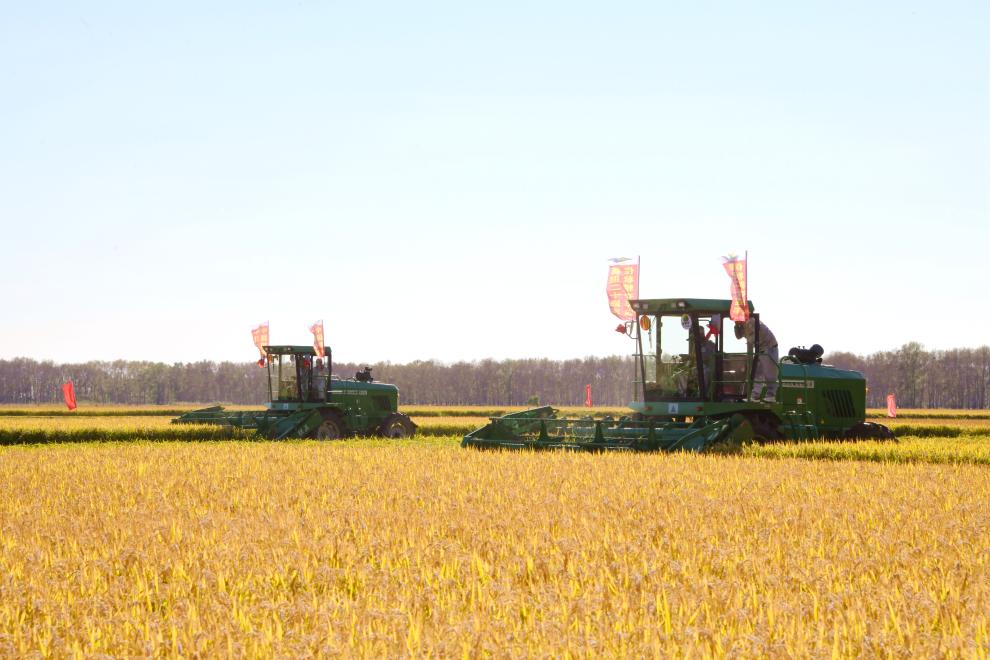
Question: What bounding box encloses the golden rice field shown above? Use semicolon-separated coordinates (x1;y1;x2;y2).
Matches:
0;407;989;655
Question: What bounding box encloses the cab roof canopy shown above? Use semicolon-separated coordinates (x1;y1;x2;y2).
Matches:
629;298;755;315
263;345;323;356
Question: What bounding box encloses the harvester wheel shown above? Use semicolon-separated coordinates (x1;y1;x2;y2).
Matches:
314;414;345;440
844;422;896;441
748;413;784;443
380;413;416;439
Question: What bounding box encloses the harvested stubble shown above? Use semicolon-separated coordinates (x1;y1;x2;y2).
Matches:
403;406;631;418
0;404;259;417
413;416;490;436
0;415;477;443
0;417;245;445
866;408;990;420
1;441;988;656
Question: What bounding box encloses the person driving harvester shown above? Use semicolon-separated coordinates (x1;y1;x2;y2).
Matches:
735;316;779;401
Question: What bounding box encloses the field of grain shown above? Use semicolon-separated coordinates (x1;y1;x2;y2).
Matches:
0;407;988;655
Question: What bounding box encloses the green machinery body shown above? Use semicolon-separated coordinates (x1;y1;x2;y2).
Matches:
173;346;416;440
462;298;893;452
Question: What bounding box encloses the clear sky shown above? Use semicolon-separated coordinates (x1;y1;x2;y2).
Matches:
2;1;988;365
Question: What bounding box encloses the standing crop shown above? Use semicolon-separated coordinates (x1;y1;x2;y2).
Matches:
1;440;988;656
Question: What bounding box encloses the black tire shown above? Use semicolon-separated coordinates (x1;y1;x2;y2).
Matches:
313;412;345;440
379;413;416;439
747;412;784;443
844;422;897;441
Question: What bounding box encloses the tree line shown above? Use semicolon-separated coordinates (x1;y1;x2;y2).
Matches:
826;343;990;409
1;343;988;408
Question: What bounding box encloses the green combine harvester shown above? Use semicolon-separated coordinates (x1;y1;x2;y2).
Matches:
174;345;416;440
462;298;894;452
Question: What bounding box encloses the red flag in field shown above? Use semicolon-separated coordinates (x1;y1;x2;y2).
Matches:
886;393;897;418
310;320;325;358
251;321;269;367
606;258;639;321
722;254;750;322
584;384;593;407
62;381;77;411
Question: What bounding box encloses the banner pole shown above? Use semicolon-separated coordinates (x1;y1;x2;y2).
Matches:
636;255;641;299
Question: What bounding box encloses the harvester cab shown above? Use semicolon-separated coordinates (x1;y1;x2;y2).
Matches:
632;299;756;405
266;346;330;404
462;297;894;452
173;345;416;440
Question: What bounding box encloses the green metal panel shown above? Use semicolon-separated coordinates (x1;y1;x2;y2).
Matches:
776;362;866;436
629;298;755;315
262;345;321;355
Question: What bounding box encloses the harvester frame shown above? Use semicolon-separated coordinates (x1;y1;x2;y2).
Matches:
462;298;893;451
174;345;416;440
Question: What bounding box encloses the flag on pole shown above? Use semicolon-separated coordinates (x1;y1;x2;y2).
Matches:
584;384;593;407
886;393;897;418
62;381;77;411
251;322;269;367
606;257;639;321
722;254;750;322
310;320;325;358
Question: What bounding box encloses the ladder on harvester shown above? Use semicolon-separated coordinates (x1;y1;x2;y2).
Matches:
773;361;821;441
781;408;819;441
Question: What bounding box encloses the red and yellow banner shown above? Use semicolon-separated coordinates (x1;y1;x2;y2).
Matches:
310;320;325;358
584;384;593;407
251;322;269;360
886;393;897;418
722;256;749;322
62;381;77;411
606;260;639;321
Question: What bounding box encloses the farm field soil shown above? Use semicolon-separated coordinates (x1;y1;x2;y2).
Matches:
2;441;989;656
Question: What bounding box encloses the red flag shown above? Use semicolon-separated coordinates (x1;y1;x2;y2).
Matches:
886;393;897;418
722;255;749;322
251;322;269;366
584;384;593;407
309;320;325;358
62;381;77;411
606;258;639;321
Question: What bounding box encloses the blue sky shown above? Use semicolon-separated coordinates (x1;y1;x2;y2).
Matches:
2;1;987;364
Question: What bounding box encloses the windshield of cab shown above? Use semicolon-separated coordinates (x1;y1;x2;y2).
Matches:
269;354;299;401
638;313;719;400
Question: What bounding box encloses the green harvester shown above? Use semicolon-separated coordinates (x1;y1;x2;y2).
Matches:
462;298;894;452
173;345;416;440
